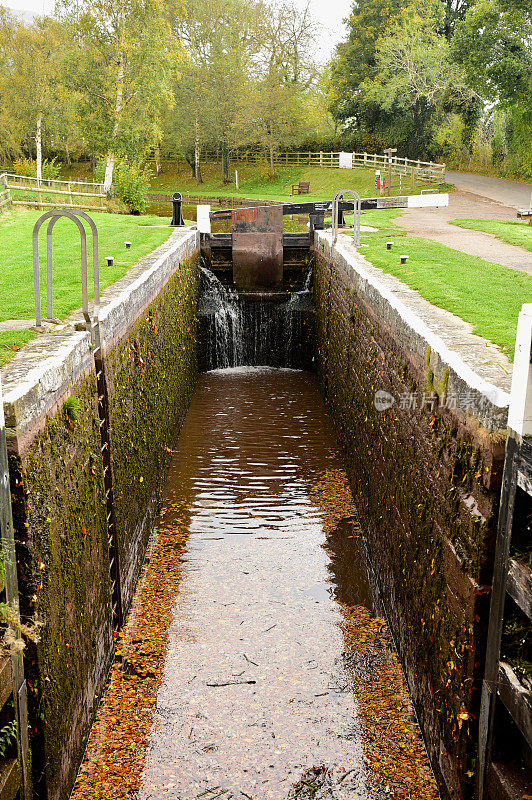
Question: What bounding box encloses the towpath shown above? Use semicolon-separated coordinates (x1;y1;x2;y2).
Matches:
72;369;438;800
397;191;532;275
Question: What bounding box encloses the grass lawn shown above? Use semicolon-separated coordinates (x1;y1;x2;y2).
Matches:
450;218;532;253
348;210;532;360
63;160;449;204
0;208;173;366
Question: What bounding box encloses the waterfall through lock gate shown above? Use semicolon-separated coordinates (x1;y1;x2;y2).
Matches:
198;259;314;371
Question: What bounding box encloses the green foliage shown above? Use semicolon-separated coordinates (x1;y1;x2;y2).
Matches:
0;720;17;758
113;161;151;213
57;0;175;173
328;0;530;176
64;396;82;423
452;0;532;109
12;157;61;180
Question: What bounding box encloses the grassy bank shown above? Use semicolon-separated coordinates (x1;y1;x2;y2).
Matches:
450;218;532;253
63;160;446;204
0;208;173;366
351;210;531;360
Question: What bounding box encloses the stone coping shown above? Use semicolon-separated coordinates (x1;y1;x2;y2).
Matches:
2;228;199;453
316;231;512;433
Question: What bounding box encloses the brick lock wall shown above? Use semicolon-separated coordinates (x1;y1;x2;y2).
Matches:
314;247;505;799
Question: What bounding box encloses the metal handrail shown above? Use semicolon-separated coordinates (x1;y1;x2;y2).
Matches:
332;189;361;247
32;209;100;334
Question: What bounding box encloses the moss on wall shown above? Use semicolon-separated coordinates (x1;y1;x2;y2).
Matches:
313;249;503;800
11;374;111;800
8;249;200;800
105;253;200;609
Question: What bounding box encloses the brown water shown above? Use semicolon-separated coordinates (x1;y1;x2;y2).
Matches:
74;367;437;800
138;368;375;799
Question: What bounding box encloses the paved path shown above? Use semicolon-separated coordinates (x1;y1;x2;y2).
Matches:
446;170;532;210
397;192;532;275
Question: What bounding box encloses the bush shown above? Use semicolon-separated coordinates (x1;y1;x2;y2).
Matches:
115;161;151;213
95;158;150;213
11;157;61;180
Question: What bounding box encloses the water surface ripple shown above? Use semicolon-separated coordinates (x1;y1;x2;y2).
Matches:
139;368;376;799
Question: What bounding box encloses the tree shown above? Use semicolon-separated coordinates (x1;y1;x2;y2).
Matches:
169;0;264;184
452;0;532;176
236;75;307;174
9;16;65;180
452;0;532;109
363;6;471;111
239;0;317;175
0;7;22;164
328;0;408;127
58;0;175;190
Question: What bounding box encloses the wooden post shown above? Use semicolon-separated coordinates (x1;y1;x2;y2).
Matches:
383;147;397;197
320;151;323;167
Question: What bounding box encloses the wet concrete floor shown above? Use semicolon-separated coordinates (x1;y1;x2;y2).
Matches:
136;368;435;800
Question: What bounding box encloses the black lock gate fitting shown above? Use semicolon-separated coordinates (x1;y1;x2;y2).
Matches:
171;192;185;227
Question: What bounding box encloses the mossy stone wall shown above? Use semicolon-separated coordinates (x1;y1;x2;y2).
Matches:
10;374;111;800
105;254;200;608
313;247;505;800
8;250;200;800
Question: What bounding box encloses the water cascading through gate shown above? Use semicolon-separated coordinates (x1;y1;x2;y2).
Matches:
198;259;314;371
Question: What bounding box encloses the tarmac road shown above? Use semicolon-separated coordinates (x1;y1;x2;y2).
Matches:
446;170;532;210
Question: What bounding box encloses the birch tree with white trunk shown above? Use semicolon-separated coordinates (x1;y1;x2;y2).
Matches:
58;0;174;190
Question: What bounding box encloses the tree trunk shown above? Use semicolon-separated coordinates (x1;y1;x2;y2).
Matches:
222;139;230;183
154;141;162;175
36;115;42;182
194;117;203;185
185;154;196;178
104;13;125;193
103;153;115;193
269;144;276;177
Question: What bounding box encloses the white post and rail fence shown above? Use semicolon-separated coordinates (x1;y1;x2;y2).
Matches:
0;173;106;214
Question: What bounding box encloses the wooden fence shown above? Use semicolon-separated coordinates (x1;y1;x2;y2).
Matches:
201;150;446;183
0;173;107;212
0;174;11;212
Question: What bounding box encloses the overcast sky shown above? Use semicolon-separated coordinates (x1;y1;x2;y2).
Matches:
4;0;351;62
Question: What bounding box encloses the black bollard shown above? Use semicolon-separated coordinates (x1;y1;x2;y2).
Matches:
171;192;185;226
336;193;346;227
